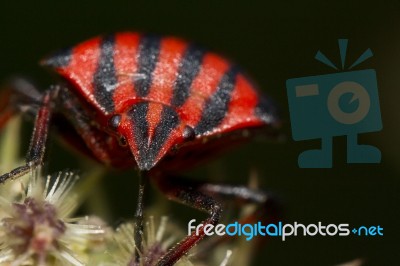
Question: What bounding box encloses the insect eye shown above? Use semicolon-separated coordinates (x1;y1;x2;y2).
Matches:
182;125;196;141
119;136;128;147
109;114;121;131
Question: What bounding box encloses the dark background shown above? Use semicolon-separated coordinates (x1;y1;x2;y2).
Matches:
0;1;399;265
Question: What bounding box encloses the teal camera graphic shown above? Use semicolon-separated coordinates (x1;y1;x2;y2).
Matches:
286;40;382;168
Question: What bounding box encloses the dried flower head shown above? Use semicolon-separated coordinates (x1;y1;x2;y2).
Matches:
0;170;107;266
110;216;232;266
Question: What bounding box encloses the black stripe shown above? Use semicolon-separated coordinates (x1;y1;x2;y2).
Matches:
255;96;280;125
93;35;117;113
128;103;180;170
129;102;149;162
135;35;161;97
148;106;180;163
194;67;239;135
171;45;205;106
42;47;72;68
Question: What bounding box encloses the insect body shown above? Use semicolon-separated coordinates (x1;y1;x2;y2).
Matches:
0;32;280;265
42;33;278;170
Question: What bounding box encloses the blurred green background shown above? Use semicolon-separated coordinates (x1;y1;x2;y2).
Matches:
0;0;399;265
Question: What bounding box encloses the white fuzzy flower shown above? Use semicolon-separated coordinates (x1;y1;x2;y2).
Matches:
0;170;106;266
110;216;232;266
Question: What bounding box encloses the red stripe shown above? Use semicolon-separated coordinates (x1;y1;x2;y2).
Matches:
146;37;187;105
58;37;102;111
146;102;164;144
218;74;264;132
153;126;184;164
120;111;140;166
112;32;141;113
177;53;230;127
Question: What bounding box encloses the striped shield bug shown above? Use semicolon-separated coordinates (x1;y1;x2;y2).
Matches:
0;32;280;265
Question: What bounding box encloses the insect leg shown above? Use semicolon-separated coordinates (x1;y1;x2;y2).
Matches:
198;182;281;222
194;181;281;253
0;77;42;129
133;170;147;263
0;88;13;129
151;174;222;266
55;86;130;166
0;87;55;183
152;175;281;265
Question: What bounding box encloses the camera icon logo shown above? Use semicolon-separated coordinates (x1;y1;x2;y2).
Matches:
286;40;382;168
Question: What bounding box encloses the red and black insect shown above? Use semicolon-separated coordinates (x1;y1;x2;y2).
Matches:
0;32;280;265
